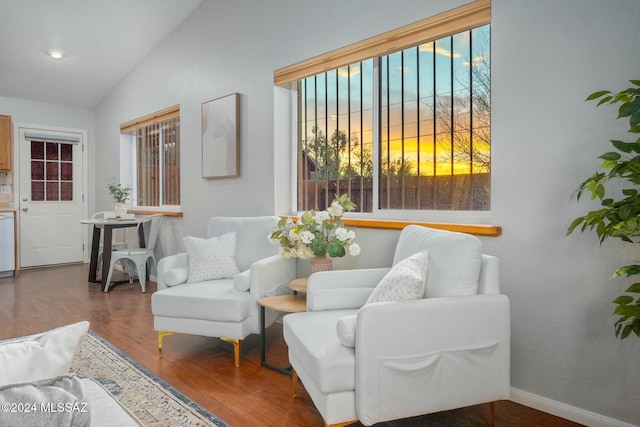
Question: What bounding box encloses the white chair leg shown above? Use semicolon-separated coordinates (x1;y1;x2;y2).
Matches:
104;259;116;292
138;262;146;293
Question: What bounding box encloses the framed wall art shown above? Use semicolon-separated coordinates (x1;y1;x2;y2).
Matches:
201;93;240;178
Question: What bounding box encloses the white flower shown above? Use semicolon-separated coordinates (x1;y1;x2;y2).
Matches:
334;227;349;241
280;248;293;258
327;202;343;217
288;229;300;242
296;245;313;259
347;230;355;241
300;230;315;244
348;243;361;256
314;210;330;224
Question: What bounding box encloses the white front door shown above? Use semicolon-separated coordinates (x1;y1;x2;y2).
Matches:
19;127;85;268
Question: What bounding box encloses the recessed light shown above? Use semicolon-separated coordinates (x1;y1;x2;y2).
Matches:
49;50;64;60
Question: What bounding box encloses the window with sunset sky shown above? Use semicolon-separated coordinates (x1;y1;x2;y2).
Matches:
298;24;490;214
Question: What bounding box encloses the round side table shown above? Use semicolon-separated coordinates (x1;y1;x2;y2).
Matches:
288;278;308;294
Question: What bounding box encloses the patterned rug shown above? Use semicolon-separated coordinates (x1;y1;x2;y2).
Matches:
71;331;229;427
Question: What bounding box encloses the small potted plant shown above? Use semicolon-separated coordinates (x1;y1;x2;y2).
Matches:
268;194;361;272
107;178;132;217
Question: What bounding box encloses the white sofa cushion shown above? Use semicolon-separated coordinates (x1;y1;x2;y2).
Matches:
366;250;428;304
393;226;482;297
164;266;189;287
0;321;89;387
283;309;358;394
183;232;240;283
152;280;250;322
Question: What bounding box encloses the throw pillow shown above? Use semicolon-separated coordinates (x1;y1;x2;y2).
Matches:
336;315;357;348
366;250;429;304
183;232;240;283
233;269;251;292
0;321;90;387
164;266;189;287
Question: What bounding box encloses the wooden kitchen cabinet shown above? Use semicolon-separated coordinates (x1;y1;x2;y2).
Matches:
0;115;11;171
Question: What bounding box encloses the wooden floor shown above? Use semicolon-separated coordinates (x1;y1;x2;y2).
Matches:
0;264;584;427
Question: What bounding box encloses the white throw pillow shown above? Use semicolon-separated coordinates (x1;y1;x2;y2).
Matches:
233;269;251;292
366;250;429;304
164;266;189;287
0;321;90;387
183;233;240;283
336;315;358;348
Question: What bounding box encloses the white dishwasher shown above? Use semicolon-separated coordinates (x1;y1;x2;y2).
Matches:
0;211;15;277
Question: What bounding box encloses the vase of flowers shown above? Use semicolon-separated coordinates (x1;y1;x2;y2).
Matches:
107;178;132;217
268;194;361;272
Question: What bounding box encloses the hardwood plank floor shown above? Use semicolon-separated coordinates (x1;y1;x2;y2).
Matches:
0;264;584;427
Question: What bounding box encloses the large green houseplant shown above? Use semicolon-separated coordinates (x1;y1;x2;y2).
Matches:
568;80;640;339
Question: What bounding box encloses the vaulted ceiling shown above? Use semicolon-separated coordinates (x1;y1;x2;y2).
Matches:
0;0;201;108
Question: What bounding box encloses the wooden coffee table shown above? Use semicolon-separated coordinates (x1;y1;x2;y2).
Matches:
258;294;306;375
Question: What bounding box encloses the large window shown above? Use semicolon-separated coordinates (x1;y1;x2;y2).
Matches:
120;105;180;209
298;24;490;214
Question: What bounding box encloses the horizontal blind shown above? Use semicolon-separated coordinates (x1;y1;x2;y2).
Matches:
274;0;490;85
120;105;180;133
24;132;80;143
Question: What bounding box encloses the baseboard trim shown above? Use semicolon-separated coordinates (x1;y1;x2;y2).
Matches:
510;388;635;427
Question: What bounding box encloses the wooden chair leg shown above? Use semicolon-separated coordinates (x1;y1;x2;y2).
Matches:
157;331;175;358
220;337;241;367
291;368;298;398
489;401;496;427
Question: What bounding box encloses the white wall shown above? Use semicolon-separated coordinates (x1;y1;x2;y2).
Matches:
94;0;640;425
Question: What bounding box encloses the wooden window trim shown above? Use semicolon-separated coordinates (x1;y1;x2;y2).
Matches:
284;216;500;237
127;208;183;217
120;105;180;133
343;218;500;237
274;0;490;85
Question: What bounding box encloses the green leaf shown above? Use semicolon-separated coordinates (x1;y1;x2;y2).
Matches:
596;183;606;199
596;96;613;106
586;90;611;101
614;264;640;277
620;325;633;339
611;140;634;153
630;80;640;87
567;217;585;235
631;111;640;129
613;295;634;305
618;97;640;118
599;152;622;161
625;283;640;293
618;204;636;220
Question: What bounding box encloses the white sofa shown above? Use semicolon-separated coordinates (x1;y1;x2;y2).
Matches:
283;225;511;426
151;216;297;366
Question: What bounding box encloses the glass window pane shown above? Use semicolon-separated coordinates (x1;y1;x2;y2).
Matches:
46;143;58;160
46;161;59;180
31;161;44;180
60;143;73;161
32;181;44;201
31;142;44;160
60;162;73;180
60;182;73;201
46;182;59;201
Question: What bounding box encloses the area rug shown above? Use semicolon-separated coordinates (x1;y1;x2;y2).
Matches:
71;331;229;427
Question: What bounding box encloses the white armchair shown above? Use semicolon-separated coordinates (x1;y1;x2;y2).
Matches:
151;216;296;367
283;225;510;426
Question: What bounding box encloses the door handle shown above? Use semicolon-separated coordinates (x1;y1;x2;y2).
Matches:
22;207;28;212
